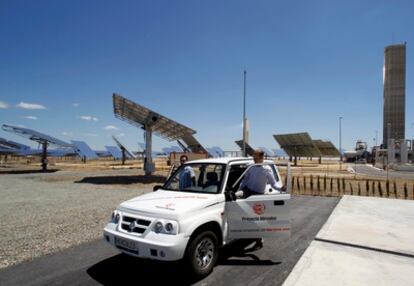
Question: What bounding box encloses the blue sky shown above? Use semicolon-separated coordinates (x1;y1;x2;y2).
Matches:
0;0;413;152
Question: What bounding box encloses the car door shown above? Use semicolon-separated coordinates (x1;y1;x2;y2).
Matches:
226;193;290;239
226;162;291;239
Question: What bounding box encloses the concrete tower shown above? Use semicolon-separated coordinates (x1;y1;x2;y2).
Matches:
383;43;406;147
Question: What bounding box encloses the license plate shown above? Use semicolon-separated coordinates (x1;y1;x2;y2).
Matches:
114;236;138;251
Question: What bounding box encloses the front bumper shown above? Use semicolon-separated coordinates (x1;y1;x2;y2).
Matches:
103;222;189;261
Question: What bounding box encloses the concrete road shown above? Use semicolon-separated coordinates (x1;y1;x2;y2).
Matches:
0;196;339;286
352;164;414;180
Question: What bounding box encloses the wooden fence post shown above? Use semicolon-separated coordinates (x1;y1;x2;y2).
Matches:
330;178;333;196
337;178;341;195
303;176;307;195
394;181;397;198
386;180;390;198
372;181;375;196
404;183;408;199
378;181;383;197
310;175;314;195
317;175;320;194
404;183;408;200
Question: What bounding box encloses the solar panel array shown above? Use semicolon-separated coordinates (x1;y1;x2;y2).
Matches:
206;147;221;157
71;140;99;160
170;146;182;152
2;124;72;148
162;147;173;154
312;140;340;156
138;142;146;152
0;147;17;154
258;147;273;157
211;146;224;157
112;135;136;158
273;132;322;157
113;93;196;141
234;140;255;156
272;148;287;157
180;134;207;153
105;146;122;159
0;137;30;150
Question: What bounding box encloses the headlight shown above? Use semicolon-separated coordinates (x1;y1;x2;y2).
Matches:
154;221;163;233
165;222;174;232
152;220;178;235
110;211;121;224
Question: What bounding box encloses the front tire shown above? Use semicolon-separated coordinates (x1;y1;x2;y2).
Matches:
185;230;218;278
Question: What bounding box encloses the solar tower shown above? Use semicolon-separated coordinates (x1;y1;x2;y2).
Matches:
383;43;406;147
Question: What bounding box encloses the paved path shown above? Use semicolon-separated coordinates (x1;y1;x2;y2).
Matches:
0;196;339;286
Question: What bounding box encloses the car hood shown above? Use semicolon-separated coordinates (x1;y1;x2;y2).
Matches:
118;190;218;219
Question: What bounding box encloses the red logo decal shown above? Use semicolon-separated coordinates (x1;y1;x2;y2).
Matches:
253;203;266;215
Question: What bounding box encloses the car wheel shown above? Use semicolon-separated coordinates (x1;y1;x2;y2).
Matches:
185;230;218;278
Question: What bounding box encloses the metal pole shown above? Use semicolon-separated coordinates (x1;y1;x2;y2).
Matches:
242;70;247;157
41;142;48;172
375;130;378;146
145;126;154;176
339;116;343;170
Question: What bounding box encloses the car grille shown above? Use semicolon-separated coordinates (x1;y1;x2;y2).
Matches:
120;214;152;235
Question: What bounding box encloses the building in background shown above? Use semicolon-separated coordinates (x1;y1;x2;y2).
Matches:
383;43;406;147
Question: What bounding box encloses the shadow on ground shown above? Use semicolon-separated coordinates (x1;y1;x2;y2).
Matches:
0;169;59;175
75;175;167;185
219;239;281;266
87;240;279;285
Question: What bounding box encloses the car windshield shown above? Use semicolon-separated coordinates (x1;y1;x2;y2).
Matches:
163;163;226;194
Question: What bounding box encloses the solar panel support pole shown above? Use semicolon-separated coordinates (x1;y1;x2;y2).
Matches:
121;148;126;165
41;142;48;172
144;126;155;175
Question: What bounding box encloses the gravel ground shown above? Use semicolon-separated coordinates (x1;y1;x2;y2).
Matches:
0;169;166;269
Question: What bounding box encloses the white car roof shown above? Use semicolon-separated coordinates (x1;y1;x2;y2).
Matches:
187;157;274;165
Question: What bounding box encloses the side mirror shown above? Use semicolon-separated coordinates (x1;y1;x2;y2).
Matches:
153;185;163;192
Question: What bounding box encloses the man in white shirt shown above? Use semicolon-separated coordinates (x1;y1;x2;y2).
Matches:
179;154;196;189
239;149;286;198
238;149;286;250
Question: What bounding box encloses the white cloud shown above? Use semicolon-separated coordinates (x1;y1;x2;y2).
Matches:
84;133;98;137
23;116;37;120
104;125;119;130
0;101;9;109
80;116;99;121
117;133;125;137
72;103;80;107
62;132;73;136
16;102;46;110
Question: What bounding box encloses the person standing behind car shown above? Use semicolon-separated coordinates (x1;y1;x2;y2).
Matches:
239;149;286;198
179;154;196;189
238;149;286;250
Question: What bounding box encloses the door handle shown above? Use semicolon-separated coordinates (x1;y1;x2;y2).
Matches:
273;200;285;206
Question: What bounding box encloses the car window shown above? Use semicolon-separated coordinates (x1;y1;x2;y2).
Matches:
164;163;225;194
270;164;280;182
226;164;248;192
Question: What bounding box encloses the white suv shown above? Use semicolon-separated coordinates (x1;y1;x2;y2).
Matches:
104;157;290;278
